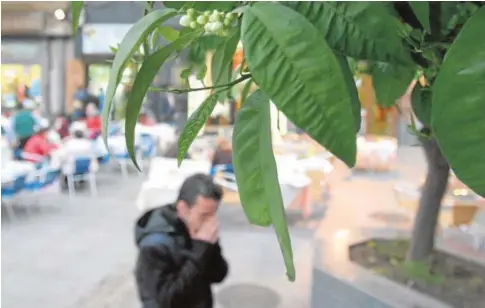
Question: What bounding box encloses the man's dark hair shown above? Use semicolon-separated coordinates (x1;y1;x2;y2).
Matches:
177;173;223;207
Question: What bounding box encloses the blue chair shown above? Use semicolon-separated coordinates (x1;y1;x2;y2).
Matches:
65;157;98;197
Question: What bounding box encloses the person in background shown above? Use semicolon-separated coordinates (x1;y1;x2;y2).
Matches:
85;103;102;138
23;119;58;162
98;88;105;111
134;173;228;308
55;112;70;139
11;102;37;149
74;86;88;103
71;100;85;121
59;121;95;191
210;137;233;177
211;137;233;168
138;109;156;126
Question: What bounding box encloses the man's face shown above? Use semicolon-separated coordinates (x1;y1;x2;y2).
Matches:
177;196;219;234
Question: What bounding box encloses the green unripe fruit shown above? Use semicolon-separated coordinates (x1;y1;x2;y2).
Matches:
179;15;191;27
187;8;195;17
197;15;208;25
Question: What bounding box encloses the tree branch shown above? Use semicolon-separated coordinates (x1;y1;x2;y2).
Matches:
143;1;155;58
150;74;252;94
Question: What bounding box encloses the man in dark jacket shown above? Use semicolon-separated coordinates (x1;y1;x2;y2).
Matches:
135;173;228;308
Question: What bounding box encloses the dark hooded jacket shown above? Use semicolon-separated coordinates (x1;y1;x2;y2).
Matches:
134;204;228;308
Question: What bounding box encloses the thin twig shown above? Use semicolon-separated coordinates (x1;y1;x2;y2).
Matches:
151;74;252;94
143;1;155;58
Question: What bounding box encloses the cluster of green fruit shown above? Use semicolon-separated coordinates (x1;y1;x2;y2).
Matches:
179;8;237;36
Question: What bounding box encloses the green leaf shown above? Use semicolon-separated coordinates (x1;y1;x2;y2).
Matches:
372;63;415;107
180;66;193;79
232;90;295;281
242;2;357;167
431;7;485;197
240;78;253;106
284;1;411;64
411;83;431;127
102;8;178;148
124;31;200;170
336;55;361;133
164;1;238;11
177;94;218;166
409;2;431;33
71;1;84;36
196;64;207;80
211;28;240;101
158;26;180;42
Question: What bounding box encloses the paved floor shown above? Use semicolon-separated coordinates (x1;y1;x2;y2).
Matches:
2;169;315;308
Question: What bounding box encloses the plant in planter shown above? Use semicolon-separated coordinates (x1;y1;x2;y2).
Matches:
72;1;485;282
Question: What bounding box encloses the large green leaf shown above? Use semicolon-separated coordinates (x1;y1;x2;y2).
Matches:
372;63;415;107
211;28;240;101
157;26;180;42
177;94;218;166
409;2;431;33
125;32;200;169
242;2;357;167
284;1;411;64
163;1;238;11
432;7;485;197
233;90;295;281
102;9;178;148
71;1;84;36
411;83;432;127
336;55;361;133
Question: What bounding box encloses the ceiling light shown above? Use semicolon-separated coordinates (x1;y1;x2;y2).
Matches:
54;9;66;20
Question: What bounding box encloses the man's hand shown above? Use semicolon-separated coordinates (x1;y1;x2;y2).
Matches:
192;218;219;244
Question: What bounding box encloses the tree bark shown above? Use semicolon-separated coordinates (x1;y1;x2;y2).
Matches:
407;136;450;261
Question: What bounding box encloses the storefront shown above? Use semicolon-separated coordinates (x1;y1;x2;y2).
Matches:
1;40;47;109
1;6;74;116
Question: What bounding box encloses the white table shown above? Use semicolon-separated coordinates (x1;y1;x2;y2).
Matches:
1;161;36;184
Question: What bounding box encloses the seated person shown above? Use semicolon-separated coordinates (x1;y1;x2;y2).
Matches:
210;137;233;176
71;100;85;121
60;122;96;191
85;103;102;136
12;102;37;149
55;113;70;139
63;121;95;159
23;119;58;162
138;109;156;126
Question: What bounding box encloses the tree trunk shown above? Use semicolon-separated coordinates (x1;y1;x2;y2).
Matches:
407;136;450;261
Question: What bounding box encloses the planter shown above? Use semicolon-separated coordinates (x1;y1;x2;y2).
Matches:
394;184;483;227
311;228;454;308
